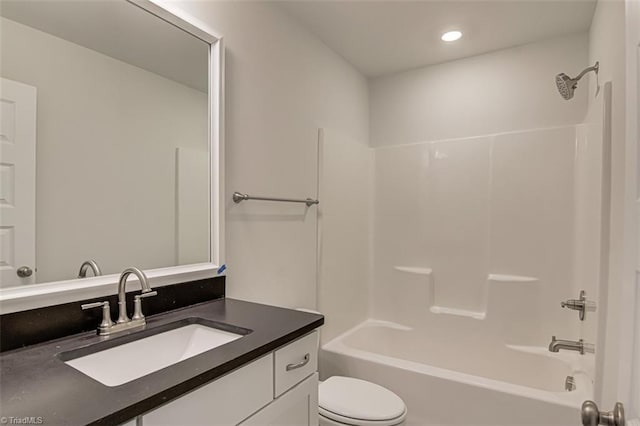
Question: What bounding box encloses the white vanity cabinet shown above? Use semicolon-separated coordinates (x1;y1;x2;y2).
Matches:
140;330;319;426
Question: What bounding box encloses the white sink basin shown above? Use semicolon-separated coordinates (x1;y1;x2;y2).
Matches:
65;324;244;386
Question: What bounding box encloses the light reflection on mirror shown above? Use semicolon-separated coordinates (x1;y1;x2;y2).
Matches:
0;0;210;287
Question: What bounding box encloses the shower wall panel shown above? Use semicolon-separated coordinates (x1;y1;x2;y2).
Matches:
489;127;576;345
373;143;430;324
372;125;595;347
573;123;603;348
426;137;491;314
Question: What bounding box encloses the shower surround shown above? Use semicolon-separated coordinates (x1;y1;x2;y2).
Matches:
372;125;601;348
318;123;604;425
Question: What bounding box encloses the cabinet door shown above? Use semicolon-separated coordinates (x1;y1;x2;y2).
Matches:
240;373;318;426
142;354;273;426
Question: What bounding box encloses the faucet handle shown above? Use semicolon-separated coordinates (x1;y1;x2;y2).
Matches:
132;291;157;321
561;290;592;321
81;301;114;330
81;301;106;310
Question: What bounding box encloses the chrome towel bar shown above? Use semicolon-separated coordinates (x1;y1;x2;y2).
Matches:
232;192;319;207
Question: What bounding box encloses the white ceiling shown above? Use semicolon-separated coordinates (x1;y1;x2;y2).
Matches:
277;0;597;77
0;0;209;92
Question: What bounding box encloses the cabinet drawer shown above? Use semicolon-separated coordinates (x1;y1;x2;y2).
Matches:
142;354;273;426
274;331;318;397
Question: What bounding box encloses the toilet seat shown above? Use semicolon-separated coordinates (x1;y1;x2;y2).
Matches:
319;376;407;426
319;406;406;426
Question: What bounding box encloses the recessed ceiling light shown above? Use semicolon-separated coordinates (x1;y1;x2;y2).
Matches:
441;31;462;42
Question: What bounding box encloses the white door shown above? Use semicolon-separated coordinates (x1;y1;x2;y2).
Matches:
0;78;36;287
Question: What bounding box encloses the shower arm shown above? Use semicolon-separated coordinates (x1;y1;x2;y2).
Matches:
573;62;599;81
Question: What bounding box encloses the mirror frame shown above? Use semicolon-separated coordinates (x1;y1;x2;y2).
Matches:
0;0;225;314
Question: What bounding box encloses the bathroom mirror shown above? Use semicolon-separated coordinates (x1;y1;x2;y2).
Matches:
0;0;224;312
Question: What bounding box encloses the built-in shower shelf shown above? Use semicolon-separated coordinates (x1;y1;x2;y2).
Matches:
429;306;486;320
488;274;539;283
393;266;433;275
392;269;538;318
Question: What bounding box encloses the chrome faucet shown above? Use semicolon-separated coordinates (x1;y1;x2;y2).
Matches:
549;336;594;355
116;267;153;323
561;290;596;321
81;267;157;336
77;260;102;278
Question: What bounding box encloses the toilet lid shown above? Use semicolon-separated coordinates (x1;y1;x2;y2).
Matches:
319;376;406;423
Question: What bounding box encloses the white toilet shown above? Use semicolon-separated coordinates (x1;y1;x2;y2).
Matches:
318;376;407;426
295;308;407;426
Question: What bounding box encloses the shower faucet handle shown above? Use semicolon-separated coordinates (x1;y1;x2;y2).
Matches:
561;290;595;321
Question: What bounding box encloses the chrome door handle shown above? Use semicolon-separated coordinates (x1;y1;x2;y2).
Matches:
17;266;33;278
286;353;310;371
582;401;625;426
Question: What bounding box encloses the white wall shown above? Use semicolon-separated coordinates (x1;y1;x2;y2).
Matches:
370;33;589;146
628;0;640;416
317;129;371;343
583;0;632;408
0;17;208;283
171;1;370;310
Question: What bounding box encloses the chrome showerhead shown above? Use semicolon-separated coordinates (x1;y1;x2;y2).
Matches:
556;73;577;100
555;61;599;101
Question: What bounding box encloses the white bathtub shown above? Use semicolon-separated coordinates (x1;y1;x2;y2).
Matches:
320;320;592;426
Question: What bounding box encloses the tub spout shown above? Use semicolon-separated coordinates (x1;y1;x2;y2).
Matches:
548;336;594;355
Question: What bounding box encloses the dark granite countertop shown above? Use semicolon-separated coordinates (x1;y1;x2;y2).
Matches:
0;298;324;425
